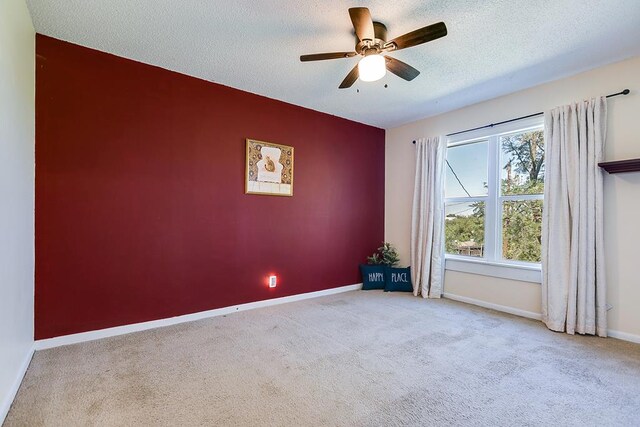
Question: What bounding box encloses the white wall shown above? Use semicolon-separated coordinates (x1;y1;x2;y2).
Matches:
0;0;35;421
386;56;640;340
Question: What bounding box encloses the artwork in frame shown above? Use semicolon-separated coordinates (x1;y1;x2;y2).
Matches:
245;138;294;196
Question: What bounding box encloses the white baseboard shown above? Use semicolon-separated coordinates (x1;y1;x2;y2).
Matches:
35;283;363;350
0;344;34;425
442;292;542;321
443;292;640;344
607;329;640;344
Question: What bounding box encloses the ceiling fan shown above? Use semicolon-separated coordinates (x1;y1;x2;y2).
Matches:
300;7;447;89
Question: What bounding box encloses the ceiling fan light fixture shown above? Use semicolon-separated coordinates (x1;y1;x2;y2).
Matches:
300;8;446;88
358;54;386;82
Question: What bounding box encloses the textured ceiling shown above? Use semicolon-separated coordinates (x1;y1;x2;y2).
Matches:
27;0;640;129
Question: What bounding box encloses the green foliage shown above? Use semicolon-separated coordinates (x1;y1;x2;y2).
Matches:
501;178;544;196
500;130;544;262
501;130;545;194
445;205;485;255
502;200;543;262
367;242;400;266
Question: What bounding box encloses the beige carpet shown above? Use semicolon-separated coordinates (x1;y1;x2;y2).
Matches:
6;291;640;426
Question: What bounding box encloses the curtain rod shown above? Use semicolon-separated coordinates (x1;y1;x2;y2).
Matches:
412;89;630;142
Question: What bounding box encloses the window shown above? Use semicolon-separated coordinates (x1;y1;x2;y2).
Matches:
445;117;544;267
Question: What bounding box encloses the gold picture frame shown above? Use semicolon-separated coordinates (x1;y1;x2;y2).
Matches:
245;138;294;196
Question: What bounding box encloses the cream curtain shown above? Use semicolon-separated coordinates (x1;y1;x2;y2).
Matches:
542;97;608;336
411;137;445;298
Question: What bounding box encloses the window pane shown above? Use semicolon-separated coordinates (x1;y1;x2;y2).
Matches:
500;130;545;195
445;202;485;257
502;200;543;262
446;141;488;198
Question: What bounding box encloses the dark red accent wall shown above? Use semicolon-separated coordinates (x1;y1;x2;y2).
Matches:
35;35;385;339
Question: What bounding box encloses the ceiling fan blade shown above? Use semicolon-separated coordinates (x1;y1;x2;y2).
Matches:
339;64;359;89
385;56;420;81
387;22;447;51
349;7;375;41
300;52;357;62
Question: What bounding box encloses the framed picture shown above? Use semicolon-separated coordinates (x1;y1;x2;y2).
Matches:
245;139;294;196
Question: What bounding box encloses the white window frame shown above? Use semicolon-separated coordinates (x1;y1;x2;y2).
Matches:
444;116;544;283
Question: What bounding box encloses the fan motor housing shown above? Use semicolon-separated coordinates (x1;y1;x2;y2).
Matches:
356;22;388;55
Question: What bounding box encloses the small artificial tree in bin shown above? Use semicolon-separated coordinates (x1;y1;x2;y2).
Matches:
367;242;400;266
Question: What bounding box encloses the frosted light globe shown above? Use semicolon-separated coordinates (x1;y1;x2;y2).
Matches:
358;54;386;82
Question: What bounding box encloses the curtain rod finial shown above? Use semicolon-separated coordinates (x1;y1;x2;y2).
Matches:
623;89;630;95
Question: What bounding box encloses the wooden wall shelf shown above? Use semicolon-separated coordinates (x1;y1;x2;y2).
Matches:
598;158;640;174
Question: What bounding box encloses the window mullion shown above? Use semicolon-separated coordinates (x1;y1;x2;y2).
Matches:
500;194;544;202
485;135;499;262
444;197;486;204
494;134;504;262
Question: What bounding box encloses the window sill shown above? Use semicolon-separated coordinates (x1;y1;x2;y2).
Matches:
445;256;542;284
